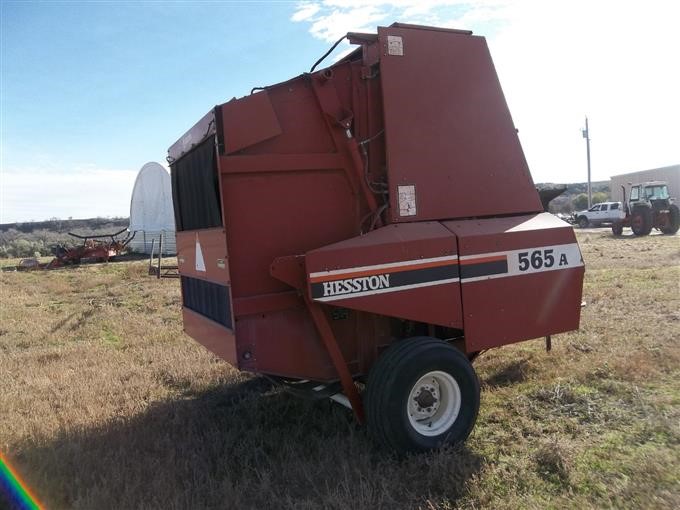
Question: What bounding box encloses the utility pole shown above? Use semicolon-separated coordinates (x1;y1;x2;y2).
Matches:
582;116;592;208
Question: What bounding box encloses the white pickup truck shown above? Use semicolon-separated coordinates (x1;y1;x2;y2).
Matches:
574;202;626;228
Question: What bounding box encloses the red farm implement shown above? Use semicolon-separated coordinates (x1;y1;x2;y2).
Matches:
167;23;585;453
10;228;134;271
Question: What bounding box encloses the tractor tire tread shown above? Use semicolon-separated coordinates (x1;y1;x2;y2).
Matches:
631;207;653;236
661;204;680;235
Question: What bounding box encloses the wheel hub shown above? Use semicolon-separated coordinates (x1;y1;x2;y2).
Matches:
407;370;462;436
412;383;440;417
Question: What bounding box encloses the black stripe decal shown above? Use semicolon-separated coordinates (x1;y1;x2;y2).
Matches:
460;259;508;279
181;276;232;328
309;257;516;301
310;264;459;300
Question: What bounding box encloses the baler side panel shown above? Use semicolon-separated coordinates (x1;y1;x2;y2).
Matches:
221;91;282;154
176;228;230;284
444;213;584;351
172;136;237;366
182;308;237;365
220;170;358;298
235;306;345;380
230;81;336;155
214;73;373;381
177;228;234;356
217;74;368;299
217;165;360;380
305;222;464;328
377;26;543;222
460;269;584;351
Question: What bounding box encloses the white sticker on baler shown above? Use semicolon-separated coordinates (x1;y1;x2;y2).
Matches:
398;185;417;216
459;243;583;283
195;234;206;272
387;35;404;56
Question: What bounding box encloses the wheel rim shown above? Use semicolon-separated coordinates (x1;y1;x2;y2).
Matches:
407;370;461;437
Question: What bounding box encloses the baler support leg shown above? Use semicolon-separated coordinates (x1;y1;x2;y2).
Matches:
305;298;365;424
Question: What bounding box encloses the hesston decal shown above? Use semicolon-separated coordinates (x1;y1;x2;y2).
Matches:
321;274;391;298
309;255;459;302
309;243;583;302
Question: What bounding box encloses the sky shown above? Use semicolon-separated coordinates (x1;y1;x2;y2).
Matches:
1;0;679;222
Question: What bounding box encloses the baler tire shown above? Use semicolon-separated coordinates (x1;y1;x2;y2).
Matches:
660;204;680;235
631;208;652;236
611;223;623;236
364;337;480;454
577;217;589;229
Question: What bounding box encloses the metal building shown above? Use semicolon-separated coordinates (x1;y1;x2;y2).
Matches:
610;164;680;202
128;162;176;255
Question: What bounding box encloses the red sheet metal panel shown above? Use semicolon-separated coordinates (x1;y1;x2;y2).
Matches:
377;25;543;222
443;213;584;351
234;306;340;380
305;222;463;328
183;308;237;365
221;91;282;154
176;228;230;284
235;80;336;155
219;169;358;298
177;229;236;363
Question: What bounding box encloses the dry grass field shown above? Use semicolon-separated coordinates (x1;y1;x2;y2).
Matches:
1;230;678;509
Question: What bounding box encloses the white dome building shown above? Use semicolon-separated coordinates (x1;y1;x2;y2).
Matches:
128;162;176;255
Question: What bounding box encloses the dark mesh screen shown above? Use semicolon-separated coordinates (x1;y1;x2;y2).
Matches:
171;137;223;231
181;276;232;329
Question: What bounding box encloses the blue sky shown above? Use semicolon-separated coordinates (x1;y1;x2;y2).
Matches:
2;0;679;222
2;2;314;175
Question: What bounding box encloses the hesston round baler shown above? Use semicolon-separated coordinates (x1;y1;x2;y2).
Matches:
167;23;585;453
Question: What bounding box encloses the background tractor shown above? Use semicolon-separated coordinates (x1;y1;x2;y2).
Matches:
612;181;680;236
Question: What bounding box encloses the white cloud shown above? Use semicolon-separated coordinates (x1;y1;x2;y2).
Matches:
291;2;321;22
0;167;137;223
309;5;389;42
291;0;680;183
291;1;509;41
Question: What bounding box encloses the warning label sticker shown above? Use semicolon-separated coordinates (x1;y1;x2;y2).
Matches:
387;35;404;56
398;185;417;216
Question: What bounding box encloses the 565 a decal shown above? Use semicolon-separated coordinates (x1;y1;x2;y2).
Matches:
459;243;583;283
517;249;561;271
510;244;582;275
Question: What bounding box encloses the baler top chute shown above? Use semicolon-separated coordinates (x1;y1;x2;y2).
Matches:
168;23;585;453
